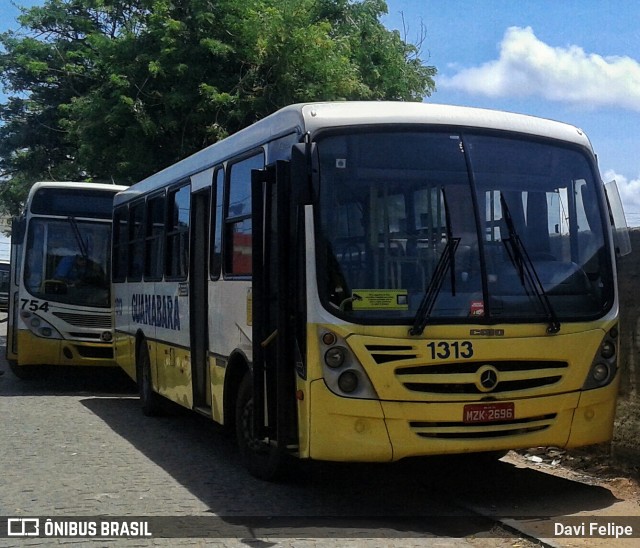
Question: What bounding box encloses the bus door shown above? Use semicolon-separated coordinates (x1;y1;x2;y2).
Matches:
6;216;25;363
251;160;298;450
190;188;211;411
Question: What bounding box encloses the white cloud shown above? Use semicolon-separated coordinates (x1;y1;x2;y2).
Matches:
440;27;640;111
603;169;640;227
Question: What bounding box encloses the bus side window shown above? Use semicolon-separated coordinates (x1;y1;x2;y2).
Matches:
225;152;264;277
166;184;190;279
210;167;224;279
112;206;128;282
145;193;165;280
128;201;145;281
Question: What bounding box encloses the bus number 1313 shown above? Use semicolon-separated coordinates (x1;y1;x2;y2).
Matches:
427;341;474;360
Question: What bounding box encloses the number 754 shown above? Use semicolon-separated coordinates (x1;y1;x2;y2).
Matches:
20;299;50;312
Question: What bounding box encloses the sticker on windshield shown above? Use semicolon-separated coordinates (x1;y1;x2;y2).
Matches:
351;289;408;310
470;300;484;317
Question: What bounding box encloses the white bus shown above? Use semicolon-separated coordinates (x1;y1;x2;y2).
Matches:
7;181;128;378
112;102;629;479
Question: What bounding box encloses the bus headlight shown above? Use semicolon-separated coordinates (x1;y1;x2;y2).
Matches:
318;329;378;399
325;346;346;368
583;326;618;390
600;341;615;359
591;363;610;382
338;370;359;393
21;313;63;340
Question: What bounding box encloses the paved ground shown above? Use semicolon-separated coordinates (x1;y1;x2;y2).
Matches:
0;366;534;548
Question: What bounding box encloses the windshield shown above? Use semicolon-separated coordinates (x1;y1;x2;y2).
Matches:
316;130;613;325
24;218;112;308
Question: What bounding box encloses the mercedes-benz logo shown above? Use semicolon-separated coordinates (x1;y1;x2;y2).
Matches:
477;365;499;392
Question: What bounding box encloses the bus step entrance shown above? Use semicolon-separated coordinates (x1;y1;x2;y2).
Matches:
193;406;212;418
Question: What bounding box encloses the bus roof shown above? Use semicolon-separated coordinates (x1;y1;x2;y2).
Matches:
114;101;594;204
26;181;128;201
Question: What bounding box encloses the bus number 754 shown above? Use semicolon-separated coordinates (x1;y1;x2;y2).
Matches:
21;299;50;313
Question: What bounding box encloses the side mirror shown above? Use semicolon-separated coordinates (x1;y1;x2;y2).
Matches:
11;216;25;242
604;180;631;257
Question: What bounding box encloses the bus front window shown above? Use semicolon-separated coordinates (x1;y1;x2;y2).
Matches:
316;131;480;321
315;131;613;326
24;218;111;307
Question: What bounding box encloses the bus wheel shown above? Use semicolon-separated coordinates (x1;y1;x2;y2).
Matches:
235;372;286;481
8;361;41;380
137;343;162;416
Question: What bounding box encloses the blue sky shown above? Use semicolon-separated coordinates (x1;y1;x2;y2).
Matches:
380;0;640;227
1;0;640;230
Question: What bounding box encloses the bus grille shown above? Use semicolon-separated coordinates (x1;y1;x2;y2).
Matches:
395;360;567;394
53;312;112;329
365;344;417;364
409;413;556;439
362;343;568;395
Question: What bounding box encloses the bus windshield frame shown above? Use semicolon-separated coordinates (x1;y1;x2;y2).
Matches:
314;128;613;326
23;216;112;308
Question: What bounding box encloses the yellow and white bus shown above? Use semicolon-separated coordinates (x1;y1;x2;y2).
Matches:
112;102;629;479
7;181;128;378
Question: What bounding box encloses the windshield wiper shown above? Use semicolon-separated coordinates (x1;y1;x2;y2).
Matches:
67;216;89;260
499;193;560;334
410;188;459;336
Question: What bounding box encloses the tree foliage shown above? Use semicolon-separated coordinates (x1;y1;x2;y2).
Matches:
0;0;436;215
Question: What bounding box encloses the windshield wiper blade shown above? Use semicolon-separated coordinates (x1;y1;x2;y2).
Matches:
409;237;460;336
410;187;459;336
67;216;89;260
499;193;560;334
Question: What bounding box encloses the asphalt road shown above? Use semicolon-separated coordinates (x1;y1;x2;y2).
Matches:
0;312;635;547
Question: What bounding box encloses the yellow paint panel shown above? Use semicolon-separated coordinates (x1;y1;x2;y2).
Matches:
567;376;620;447
382;393;580;460
16;329;115;367
210;356;226;425
154;341;193;410
246;288;253;326
114;332;136;381
308;379;392;462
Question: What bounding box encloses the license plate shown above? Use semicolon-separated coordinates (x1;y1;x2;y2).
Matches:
463;402;515;423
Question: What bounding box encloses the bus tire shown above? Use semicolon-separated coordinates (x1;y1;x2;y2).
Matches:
137;343;162;417
235;371;287;481
8;360;40;380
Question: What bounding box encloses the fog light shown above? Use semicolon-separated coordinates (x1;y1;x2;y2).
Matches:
600;341;615;359
338;370;359;393
325;346;346;368
592;363;609;382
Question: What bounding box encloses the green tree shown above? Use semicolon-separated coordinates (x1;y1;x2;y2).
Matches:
0;0;436;216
